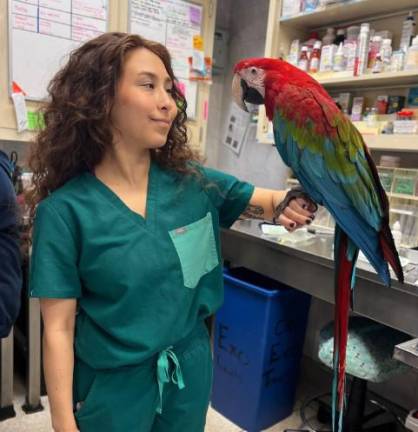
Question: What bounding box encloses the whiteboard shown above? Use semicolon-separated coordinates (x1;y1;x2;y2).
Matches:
8;0;109;101
128;0;203;119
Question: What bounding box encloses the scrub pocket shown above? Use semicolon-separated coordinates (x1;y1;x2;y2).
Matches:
169;212;219;289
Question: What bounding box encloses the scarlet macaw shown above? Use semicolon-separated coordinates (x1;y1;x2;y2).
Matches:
232;57;404;431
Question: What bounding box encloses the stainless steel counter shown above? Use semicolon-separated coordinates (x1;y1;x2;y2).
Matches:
221;220;418;337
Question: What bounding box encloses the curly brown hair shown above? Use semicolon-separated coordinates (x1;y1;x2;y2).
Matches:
27;32;200;218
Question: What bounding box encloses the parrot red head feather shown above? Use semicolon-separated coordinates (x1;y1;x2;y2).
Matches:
232;57;325;119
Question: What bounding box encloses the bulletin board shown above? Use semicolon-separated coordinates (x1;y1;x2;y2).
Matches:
128;0;203;119
8;0;109;101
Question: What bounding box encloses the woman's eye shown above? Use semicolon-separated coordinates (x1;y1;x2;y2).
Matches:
166;88;174;94
140;83;154;89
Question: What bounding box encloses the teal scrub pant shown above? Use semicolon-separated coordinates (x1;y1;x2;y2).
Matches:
73;323;213;432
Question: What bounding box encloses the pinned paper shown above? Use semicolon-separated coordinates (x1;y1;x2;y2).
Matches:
11;82;28;133
193;35;204;51
223;103;251;155
27;111;45;131
176;81;186;96
203;100;208;121
189;6;201;26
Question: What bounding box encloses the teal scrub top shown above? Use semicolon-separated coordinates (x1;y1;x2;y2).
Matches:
30;162;254;369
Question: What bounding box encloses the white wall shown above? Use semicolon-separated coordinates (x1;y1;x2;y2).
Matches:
205;0;290;189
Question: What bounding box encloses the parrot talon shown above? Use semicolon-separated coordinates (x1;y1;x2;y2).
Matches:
273;186;317;225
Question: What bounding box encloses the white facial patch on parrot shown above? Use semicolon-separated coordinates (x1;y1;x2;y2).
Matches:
232;66;266;111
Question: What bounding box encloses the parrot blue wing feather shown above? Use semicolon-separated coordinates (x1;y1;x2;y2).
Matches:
273;112;390;286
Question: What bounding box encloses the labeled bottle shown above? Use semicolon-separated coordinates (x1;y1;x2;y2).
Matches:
367;107;378;127
322;27;336;45
380;38;393;71
345;26;360;71
400;11;416;53
288;39;300;65
333;42;346;72
354;23;370;76
405;35;418;70
372;53;383;73
368;35;382;69
298;46;309;71
309;41;322;73
392;221;402;249
334;28;346;46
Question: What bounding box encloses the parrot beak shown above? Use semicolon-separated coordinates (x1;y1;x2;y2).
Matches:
232;73;248;112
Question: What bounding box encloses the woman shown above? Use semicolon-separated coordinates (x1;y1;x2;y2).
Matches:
28;32;316;432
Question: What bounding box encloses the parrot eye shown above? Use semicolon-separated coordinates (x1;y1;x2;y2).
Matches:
250;67;257;75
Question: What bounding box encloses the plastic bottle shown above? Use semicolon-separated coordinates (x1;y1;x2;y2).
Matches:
334;28;346;45
322;27;336;45
368;35;382;69
405;36;418;70
392;221;402;249
303;0;319;12
380;38;392;71
302;31;320;60
367;107;378;127
333;42;346;71
372;52;383;73
288;39;300;65
400;11;416;53
309;41;322;73
354;23;370;76
345;26;360;71
298;46;309;71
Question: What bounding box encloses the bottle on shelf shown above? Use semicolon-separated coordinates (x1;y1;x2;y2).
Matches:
345;26;360;72
399;11;416;53
322;27;336;45
282;0;302;18
298;46;309;71
333;42;346;72
334;28;346;45
372;52;383;73
302;31;320;60
302;0;319;12
380;38;393;72
367;107;378;127
405;36;418;70
320;44;337;72
354;23;370;76
308;40;322;73
368;35;382;69
390;50;406;72
287;39;300;66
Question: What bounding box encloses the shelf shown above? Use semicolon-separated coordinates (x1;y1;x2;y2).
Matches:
260;132;418;151
363;135;418;151
389;193;418;201
312;70;418;90
280;0;418;29
0;127;35;143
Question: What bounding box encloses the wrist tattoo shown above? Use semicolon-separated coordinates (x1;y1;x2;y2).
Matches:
241;204;265;220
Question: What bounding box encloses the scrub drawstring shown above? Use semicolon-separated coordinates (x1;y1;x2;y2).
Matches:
156;346;185;414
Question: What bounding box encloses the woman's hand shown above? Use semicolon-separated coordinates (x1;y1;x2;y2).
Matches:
240;186;317;231
272;187;317;232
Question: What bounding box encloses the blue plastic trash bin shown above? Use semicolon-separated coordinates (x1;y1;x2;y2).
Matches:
211;267;311;432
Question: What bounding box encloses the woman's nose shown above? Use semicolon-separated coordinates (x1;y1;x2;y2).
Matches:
157;88;175;112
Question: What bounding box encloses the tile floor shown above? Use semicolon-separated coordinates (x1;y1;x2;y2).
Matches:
0;376;322;432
